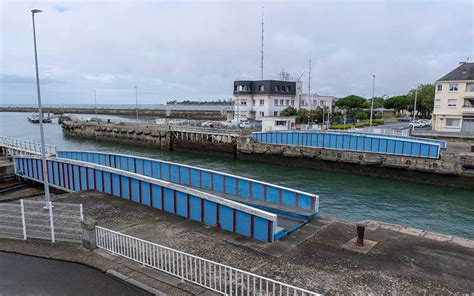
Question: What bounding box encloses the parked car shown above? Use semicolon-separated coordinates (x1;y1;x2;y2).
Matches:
398;116;411;122
419;119;432;127
409;120;423;128
201;121;216;128
239;120;252;129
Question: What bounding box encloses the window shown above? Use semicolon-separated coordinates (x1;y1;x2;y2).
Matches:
238;85;244;91
275;86;280;91
285;99;289;105
259;111;264;117
437;84;442;92
434;99;441;108
240;100;247;105
447;99;457;107
291;100;294;106
274;99;278;106
449;83;459;92
234;85;237;91
259;85;264;91
280;99;284;105
445;118;460;127
275;120;286;126
259;99;264;105
286;86;291;92
274;111;278;116
320;100;325;106
467;83;474;92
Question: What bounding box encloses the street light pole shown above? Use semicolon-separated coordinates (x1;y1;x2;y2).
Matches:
94;90;97;116
369;74;376;130
412;86;418;132
134;85;139;123
31;9;51;208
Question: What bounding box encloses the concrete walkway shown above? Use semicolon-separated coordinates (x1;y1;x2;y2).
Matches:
13;190;473;295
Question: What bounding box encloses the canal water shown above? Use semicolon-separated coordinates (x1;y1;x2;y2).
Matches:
1;112;473;239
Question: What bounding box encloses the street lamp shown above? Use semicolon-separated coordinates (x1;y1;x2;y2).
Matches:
369;74;376;129
31;8;51;208
412;85;419;132
134;85;139;123
94;90;97;116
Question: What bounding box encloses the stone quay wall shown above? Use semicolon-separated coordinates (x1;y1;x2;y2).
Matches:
237;137;474;189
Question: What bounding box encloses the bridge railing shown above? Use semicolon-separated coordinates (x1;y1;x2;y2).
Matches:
0;135;56;155
96;226;320;296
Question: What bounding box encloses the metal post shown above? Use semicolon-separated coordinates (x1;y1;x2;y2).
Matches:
48;201;55;243
79;203;84;221
135;85;139;123
412;86;418;132
31;9;51;208
20;199;27;240
369;74;376;129
94;90;97;116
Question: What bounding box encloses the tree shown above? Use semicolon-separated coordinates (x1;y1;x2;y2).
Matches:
335;95;367;110
280;106;298;117
383;95;410;114
407;84;435;118
296;108;310;124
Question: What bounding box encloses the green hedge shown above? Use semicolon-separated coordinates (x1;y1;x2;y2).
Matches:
330;120;384;130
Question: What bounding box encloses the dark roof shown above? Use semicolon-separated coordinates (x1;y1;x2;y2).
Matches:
437;62;474;82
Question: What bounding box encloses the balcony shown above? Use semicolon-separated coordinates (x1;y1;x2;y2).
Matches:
462;106;474;114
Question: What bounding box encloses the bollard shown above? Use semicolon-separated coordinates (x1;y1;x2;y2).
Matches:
81;218;97;250
356;221;367;246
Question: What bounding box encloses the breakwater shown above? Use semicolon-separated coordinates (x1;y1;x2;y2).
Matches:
61;120;474;189
0;106;225;120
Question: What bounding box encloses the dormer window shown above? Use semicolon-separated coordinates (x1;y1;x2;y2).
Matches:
449;83;459;92
259;85;264;91
437;84;442;92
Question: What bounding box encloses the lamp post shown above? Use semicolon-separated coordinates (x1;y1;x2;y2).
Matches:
412;85;418;132
94;90;97;116
369;74;376;130
135;85;139;123
31;8;51;208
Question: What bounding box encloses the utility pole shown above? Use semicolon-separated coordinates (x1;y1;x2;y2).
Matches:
94;90;97;116
412;86;418;132
135;85;139;123
369;74;376;129
260;5;264;80
31;8;51;208
308;56;312;108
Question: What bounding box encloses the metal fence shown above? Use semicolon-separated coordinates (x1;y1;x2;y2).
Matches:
0;135;57;156
0;199;83;243
96;226;319;296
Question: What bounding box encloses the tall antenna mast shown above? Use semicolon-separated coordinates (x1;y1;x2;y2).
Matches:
308;55;312;97
260;5;264;80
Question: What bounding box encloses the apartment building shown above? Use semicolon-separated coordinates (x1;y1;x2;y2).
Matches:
233;80;303;120
299;94;335;112
432;62;474;133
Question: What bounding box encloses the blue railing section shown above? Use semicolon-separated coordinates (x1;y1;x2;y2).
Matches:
251;131;442;159
56;151;319;214
344;131;447;149
14;156;280;242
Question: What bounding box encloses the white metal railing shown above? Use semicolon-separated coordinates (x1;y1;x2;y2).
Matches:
0;135;57;155
96;226;319;296
0;199;83;243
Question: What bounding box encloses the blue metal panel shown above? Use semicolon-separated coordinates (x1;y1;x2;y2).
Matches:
253;216;269;242
80;167;87;190
387;139;395;153
298;194;311;210
143;160;152;177
111;173;120;197
235;211;251;237
237;179;250;198
266;186;279;204
203;200;217;226
141;181;151;206
412;143;421;156
212;173;224;192
121;176;130;200
403;142;411;155
151;161;160;179
189;195;202;222
95;170;103;192
127;157;134;172
151;184;162;209
201;171;212;190
190;168;201;187
175;192;188;218
99;154;106;166
161;163;170;181
180;167;190;185
336;135;344;149
163;188;174;213
323;134;331;148
395;140;403;154
421;144;429;157
93;153;99;164
329;134;336;148
251;183;264;200
429;145;438;158
282;190;296;208
88;168;95;189
372;138;379;152
136;159;144;175
103;172;111;194
380;139;387;152
219;205;233;232
170;164;179;183
130;179;140;203
225;176;237;195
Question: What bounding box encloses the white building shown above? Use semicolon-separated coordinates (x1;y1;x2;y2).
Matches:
432;62;474;133
261;116;296;131
232;79;334;121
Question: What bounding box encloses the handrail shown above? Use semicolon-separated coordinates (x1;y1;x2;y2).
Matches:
0;135;56;155
96;226;320;295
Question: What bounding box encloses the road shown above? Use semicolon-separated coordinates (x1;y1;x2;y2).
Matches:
0;251;147;296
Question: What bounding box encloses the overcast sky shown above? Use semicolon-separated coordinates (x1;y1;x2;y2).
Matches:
0;0;473;105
